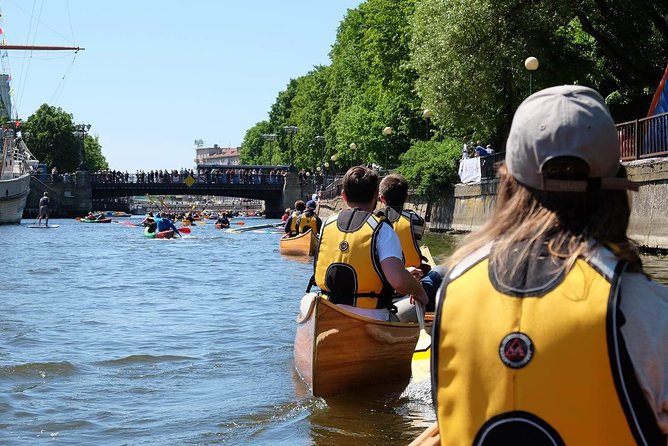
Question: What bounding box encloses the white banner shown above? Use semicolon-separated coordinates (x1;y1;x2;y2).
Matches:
458;157;481;183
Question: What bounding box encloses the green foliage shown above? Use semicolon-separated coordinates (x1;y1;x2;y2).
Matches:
240;120;276;165
398;138;462;197
239;0;667;190
84;134;108;172
23;104;106;172
24;104;80;172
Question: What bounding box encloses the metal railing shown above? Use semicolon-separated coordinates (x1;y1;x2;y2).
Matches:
616;112;668;161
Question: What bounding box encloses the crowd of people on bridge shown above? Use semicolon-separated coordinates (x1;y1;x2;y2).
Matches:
85;167;288;185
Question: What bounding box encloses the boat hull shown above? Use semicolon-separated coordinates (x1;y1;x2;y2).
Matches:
294;294;419;397
80;218;112;223
279;230;318;256
156;229;175;239
0;173;30;224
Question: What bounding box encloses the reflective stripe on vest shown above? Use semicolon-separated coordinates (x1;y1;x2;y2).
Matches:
432;245;664;446
314;209;391;309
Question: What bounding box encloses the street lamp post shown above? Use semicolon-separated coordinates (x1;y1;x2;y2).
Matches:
314;135;325;166
262;133;277;165
73;123;91;171
524;56;539;96
422;109;432;140
282;125;298;168
382;126;393;171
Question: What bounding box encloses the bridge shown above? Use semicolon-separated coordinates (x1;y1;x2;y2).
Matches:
25;168;318;219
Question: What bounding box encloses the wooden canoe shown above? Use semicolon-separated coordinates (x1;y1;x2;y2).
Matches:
279;229;318;256
294;293;420;397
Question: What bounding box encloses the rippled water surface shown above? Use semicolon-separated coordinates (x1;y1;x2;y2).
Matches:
1;218;436;445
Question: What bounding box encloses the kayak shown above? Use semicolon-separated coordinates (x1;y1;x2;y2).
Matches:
143;227;157;238
80;218;112;223
215;223;230;229
156;229;175;239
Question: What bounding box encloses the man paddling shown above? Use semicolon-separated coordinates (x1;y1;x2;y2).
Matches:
155;214;182;237
377;173;442;313
284;200;306;237
37;192;50;226
310;166;427;321
296;200;322;235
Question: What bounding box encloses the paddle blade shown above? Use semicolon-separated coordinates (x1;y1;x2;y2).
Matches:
178;227;191;234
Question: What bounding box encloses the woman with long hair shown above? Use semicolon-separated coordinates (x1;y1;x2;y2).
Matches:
431;85;668;445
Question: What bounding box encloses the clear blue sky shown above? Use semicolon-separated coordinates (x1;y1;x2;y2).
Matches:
1;0;363;172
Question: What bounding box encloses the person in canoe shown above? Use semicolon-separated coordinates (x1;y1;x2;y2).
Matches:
377;173;442;313
309;166;428;321
155;214;182;237
142;212;157;234
215;214;230;228
284;200;306;237
296;200;322;235
281;208;291;222
431;86;668;444
37;192;50;226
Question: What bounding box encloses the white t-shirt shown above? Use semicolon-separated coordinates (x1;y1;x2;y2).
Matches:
375;223;403;263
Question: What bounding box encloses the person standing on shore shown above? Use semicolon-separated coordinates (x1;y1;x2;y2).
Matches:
37;192;50;226
431;85;668;444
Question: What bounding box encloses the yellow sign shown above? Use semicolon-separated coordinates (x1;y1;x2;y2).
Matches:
184;175;195;187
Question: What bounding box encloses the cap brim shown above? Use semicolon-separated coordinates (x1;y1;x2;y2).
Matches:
542;177;639;192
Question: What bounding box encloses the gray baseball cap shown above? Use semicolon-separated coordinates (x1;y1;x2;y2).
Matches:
506;85;638;192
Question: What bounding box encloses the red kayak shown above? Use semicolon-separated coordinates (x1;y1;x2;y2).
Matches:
156;229;175;239
80;218;112;223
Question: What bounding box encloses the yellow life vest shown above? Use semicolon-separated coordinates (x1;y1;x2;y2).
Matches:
298;211;318;234
313;208;393;309
381;207;424;268
433;244;665;446
288;210;301;235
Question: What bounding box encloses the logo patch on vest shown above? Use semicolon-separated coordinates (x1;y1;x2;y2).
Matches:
499;332;534;369
339;240;349;252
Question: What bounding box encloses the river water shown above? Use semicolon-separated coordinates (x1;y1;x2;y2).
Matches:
2;219;666;445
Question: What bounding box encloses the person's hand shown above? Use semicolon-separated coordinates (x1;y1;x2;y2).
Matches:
407;266;424;280
410;290;429;307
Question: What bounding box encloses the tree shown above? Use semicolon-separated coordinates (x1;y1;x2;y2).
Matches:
398;138;462;198
83;134;108;172
240;120;274;165
24;104;80;172
23;104;107;172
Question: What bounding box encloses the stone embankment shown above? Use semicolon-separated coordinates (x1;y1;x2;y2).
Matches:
317;158;668;250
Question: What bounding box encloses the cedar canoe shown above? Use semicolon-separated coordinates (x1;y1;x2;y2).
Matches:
294;293;420;397
279;229;318;256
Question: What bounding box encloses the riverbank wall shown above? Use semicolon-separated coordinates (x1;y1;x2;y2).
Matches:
317;158;668;250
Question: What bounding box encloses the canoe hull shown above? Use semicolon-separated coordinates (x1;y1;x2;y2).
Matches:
280;230;318;256
294;294;419;397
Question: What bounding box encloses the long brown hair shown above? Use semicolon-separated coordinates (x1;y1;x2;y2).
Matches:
447;162;642;276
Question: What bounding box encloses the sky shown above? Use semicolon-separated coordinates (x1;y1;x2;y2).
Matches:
0;0;364;172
